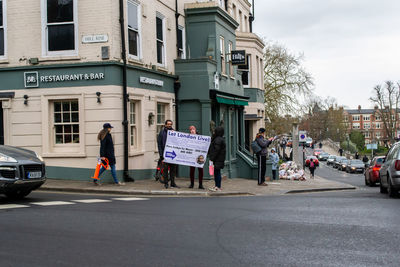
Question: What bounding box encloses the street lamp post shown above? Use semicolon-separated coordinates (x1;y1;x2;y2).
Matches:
346;133;350;153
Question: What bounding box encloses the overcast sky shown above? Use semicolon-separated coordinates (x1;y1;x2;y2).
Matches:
253;0;400;109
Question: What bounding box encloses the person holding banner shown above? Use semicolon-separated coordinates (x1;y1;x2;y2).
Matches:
208;126;226;191
188;126;205;189
157;120;178;189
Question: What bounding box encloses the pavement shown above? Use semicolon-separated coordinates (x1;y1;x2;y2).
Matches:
39;173;356;197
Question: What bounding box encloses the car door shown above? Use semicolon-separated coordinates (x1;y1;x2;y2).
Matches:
381;145;397;186
366;159;375;181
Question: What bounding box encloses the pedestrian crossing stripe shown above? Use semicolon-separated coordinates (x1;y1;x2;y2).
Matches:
30;201;75;206
72;199;112;203
0;204;30;210
112;197;149;201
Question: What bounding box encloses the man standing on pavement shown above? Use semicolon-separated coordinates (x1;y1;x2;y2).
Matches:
157;120;178;189
255;128;273;186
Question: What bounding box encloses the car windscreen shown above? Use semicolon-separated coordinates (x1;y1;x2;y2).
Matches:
351;160;363;164
376;158;384;164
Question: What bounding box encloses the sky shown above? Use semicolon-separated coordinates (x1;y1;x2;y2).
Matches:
253;0;400;109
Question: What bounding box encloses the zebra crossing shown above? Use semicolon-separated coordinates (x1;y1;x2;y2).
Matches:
0;197;149;210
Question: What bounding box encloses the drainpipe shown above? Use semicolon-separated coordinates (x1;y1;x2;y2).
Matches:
175;0;181;175
119;0;134;182
249;0;254;33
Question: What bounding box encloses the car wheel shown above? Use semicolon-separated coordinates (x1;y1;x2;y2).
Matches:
380;178;388;194
388;178;399;198
5;189;32;200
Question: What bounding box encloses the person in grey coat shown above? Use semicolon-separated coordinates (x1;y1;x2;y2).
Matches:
255;128;273;185
269;148;280;180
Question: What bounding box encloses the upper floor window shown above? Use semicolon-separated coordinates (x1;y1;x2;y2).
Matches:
128;0;141;59
156;13;165;65
232;4;236;20
0;0;6;58
363;115;370;121
43;0;77;56
177;26;185;59
375;115;381;121
352;123;360;129
239;10;243;31
344;116;349;122
228;41;233;77
219;36;226;75
352;115;360;121
375;132;381;138
363;122;370;129
391;114;395;120
238;55;250;87
364;132;371;138
375;122;381;129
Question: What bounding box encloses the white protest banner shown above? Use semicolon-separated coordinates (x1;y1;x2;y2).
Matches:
163;130;211;168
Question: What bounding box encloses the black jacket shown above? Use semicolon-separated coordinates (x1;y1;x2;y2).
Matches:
100;132;116;165
157;127;174;158
208;127;226;169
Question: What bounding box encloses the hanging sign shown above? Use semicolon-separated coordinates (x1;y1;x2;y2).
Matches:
163;130;211;168
231;50;246;65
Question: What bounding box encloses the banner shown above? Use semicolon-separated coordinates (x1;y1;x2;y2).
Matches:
163;130;211;168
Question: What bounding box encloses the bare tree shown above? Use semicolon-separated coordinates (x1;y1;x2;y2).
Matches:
263;42;314;120
369;81;400;144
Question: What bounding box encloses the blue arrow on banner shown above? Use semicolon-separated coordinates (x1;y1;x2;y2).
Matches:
165;151;177;160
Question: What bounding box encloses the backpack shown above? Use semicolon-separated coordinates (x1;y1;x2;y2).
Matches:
251;140;262;154
310;160;315;168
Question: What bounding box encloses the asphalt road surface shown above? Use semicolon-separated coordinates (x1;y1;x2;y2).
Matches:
1;181;400;267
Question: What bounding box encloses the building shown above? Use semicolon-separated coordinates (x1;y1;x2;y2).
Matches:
0;0;265;181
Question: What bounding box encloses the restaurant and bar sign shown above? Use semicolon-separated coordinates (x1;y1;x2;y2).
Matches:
24;71;105;88
231;50;246;65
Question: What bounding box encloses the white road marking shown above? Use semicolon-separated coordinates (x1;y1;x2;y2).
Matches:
30;201;75;206
0;204;30;210
112;197;149;201
72;199;112;204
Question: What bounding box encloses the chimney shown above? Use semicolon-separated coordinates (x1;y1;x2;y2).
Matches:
358;105;361;110
374;105;378;110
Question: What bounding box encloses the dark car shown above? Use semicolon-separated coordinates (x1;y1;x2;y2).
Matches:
379;142;400;197
0;145;46;199
318;152;330;161
333;156;347;169
345;159;365;173
338;159;349;171
327;155;337;166
365;156;385;186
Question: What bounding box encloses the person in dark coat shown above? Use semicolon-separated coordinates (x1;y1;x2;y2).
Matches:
157;120;178;189
255;128;273;186
95;123;124;185
308;158;316;179
354;152;359;159
208;126;226;191
338;148;343;156
188;125;204;189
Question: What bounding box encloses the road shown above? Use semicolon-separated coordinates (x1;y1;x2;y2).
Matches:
1;153;400;266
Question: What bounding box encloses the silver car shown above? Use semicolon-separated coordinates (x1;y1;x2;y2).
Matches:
379;142;400;198
0;145;46;199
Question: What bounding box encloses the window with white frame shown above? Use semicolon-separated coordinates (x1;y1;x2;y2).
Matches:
364;131;371;138
375;132;381;138
375;122;381;129
156;102;168;134
344;116;349;122
129;101;139;148
128;0;141;59
365;139;371;144
219;36;226;75
177;25;185;59
238;55;250;86
53;100;79;144
232;4;236;19
363;122;370;129
352;123;360;129
363;115;370;121
352;115;360;121
0;0;6;58
259;58;263;88
375;115;381;121
43;0;77;55
391;114;395;120
239;10;242;31
156;13;165;65
228;41;233;77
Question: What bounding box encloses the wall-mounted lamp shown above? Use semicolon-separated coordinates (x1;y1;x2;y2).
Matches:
148;112;155;126
23;95;29;105
96;92;101;103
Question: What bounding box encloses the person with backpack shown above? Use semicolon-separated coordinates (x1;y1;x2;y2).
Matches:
309;158;316;179
208;126;226;191
254;128;273;186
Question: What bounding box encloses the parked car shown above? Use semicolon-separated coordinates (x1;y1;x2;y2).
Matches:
345;160;365;173
318;152;330;161
365;156;385;186
0;145;46;199
327;155;337;166
305;138;313;147
313;149;323;157
379;142;400;197
338;159;349;171
305;156;319;167
333;156;347;169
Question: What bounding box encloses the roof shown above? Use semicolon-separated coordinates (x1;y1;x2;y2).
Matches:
345;109;375;114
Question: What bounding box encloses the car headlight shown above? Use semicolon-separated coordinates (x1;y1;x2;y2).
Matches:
35;152;44;162
342;165;346;167
351;167;356;169
0;153;18;163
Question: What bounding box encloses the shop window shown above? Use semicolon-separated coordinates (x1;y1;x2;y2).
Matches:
156;102;168;134
219;36;226;75
156;13;165;65
130;101;139;149
177;26;185;59
238;55;250;87
53;100;79;144
43;0;77;55
228;41;233;77
128;0;141;59
0;0;6;58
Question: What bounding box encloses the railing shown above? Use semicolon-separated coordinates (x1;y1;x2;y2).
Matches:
237;144;257;163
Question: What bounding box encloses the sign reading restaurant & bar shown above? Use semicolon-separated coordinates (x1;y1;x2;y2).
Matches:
24;71;105;88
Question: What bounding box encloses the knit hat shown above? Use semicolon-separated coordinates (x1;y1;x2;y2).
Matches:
259;128;266;133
